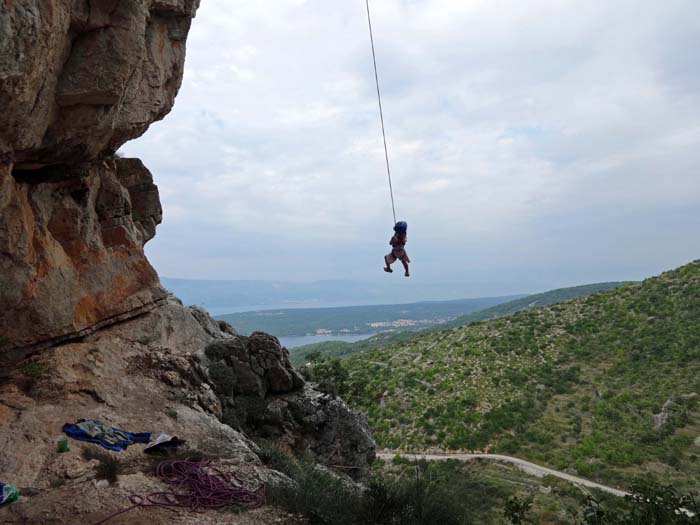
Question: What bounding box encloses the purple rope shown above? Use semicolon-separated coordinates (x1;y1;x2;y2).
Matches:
93;458;265;524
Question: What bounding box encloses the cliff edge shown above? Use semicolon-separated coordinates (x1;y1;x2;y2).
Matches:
0;2;375;523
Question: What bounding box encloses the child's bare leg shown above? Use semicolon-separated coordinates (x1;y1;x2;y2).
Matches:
384;255;393;273
402;260;410;277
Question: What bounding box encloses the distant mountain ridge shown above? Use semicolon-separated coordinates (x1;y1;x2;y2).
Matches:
216;295;523;337
289;281;628;364
161;277;533;314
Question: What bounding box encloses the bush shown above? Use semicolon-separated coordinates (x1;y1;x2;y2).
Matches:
208;361;236;396
364;461;465;525
21;361;47;381
263;451;467;525
504;495;533;524
308;357;349;397
81;447;122;484
267;454;363;525
20;361;48;390
579;477;700;524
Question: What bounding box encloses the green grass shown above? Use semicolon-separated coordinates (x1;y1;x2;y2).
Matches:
20;361;48;380
339;262;700;490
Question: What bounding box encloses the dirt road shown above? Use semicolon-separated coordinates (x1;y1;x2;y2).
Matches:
377;451;629;497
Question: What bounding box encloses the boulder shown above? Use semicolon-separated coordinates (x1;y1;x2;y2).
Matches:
204;335;376;478
205;334;305;398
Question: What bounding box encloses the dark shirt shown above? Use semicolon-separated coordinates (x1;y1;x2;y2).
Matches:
390;233;407;250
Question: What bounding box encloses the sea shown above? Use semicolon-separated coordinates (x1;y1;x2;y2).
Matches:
278;333;375;349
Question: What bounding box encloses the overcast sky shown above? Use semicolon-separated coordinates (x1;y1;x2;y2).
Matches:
122;0;700;295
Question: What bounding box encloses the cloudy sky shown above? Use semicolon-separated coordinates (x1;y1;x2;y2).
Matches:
123;0;700;295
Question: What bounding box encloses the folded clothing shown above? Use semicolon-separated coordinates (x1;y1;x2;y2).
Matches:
63;419;151;451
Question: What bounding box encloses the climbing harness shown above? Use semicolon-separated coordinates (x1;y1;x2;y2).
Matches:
365;0;397;225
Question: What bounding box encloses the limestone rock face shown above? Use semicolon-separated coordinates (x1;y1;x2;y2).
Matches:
0;158;165;349
0;0;199;166
205;335;377;479
205;334;306;398
0;0;198;351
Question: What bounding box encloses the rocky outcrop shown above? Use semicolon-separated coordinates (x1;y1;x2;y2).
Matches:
1;0;199;166
204;335;376;479
0;300;270;524
0;157;166;350
0;300;374;522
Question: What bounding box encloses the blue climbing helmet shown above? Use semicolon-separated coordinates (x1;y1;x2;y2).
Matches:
394;221;408;233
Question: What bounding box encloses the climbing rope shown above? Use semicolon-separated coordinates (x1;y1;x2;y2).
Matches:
365;0;397;225
93;458;265;524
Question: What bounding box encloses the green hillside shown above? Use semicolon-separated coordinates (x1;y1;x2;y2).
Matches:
290;281;626;365
290;331;416;365
443;281;629;328
338;262;700;490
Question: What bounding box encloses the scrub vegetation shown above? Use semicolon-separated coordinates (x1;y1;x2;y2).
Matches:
322;261;700;491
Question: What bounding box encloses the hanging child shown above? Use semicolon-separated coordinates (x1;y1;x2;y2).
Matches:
384;221;410;277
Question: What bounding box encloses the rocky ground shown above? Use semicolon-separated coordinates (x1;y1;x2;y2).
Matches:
0;299;374;524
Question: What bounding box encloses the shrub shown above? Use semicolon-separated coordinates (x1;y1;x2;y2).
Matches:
21;362;47;381
267;455;362;525
82;447;122;484
264;452;467;525
308;357;349;397
579;477;700;525
208;361;236;396
20;361;48;390
504;495;533;524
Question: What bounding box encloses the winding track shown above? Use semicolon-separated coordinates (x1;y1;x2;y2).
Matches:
378;452;697;518
376;452;630;497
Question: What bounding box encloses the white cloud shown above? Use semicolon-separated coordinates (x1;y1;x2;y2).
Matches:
124;0;700;286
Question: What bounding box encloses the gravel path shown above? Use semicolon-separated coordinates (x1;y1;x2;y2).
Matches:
377;452;630;497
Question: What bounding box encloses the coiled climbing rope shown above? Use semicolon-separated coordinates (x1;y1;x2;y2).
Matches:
93;458;265;524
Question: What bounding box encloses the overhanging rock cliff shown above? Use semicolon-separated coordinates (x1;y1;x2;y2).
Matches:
1;0;198;350
1;0;199;165
0;1;375;522
1;158;166;350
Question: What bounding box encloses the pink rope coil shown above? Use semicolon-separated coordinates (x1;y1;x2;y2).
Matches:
94;458;265;524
